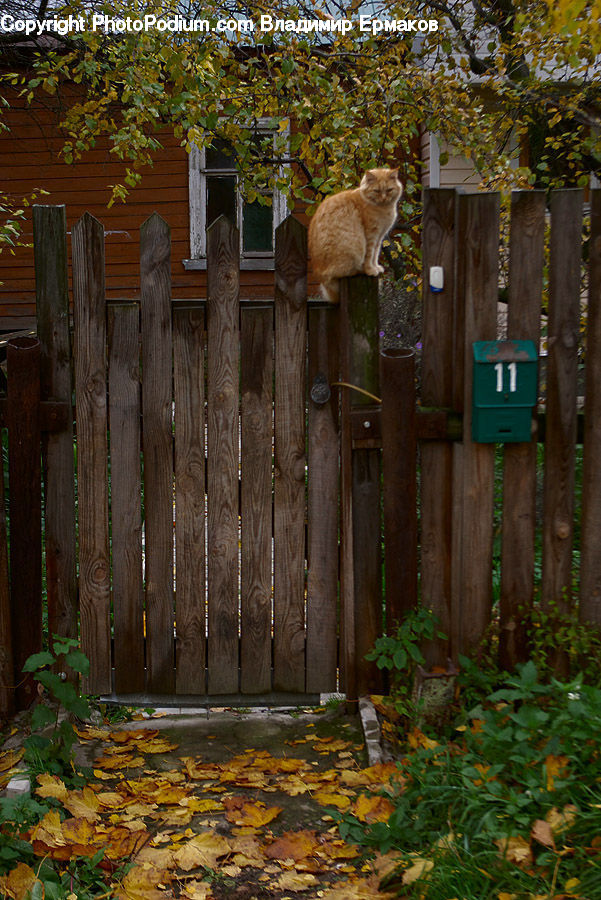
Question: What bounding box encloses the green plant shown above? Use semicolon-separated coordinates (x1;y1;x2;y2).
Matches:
339;662;601;898
528;595;601;683
22;637;91;779
366;606;446;718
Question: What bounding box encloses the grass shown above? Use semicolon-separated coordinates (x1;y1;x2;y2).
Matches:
340;661;601;898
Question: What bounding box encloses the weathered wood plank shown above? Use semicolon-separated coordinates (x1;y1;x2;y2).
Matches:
108;304;145;694
452;192;499;656
207;216;240;695
581;190;601;626
340;274;382;701
420;188;455;666
7;338;42;709
33;206;77;662
381;349;417;628
273;216;307;693
72;213;111;694
174;306;207;694
140;213;174;693
500;191;545;669
240;307;273;694
542;189;583;674
306;306;339;693
0;424;12;716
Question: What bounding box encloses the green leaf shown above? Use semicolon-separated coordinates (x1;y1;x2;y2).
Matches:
64;649;90;676
23;651;55;673
31;705;56;731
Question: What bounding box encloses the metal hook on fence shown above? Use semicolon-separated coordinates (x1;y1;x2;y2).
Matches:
310;375;383;406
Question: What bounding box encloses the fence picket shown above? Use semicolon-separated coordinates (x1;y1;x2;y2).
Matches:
420;189;455;665
274;216;307;693
241;307;273;694
140;213;175;693
207;217;240;695
7;339;42;708
581;190;601;625
542;190;583;675
108;303;145;694
306;306;339;693
174;306;207;695
500;191;545;669
72;213;111;694
452;193;499;656
34;206;77;662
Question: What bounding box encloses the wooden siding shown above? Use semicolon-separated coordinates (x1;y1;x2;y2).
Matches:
1;92;314;326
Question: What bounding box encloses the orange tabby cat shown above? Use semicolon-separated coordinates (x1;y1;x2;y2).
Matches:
308;168;402;303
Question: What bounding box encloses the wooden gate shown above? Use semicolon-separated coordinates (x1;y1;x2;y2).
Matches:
70;211;340;700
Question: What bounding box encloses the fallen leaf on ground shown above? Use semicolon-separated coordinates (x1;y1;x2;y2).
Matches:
351;793;395;823
402;857;434;884
531;818;556;850
495;835;533;868
222;796;282;828
0;862;39;900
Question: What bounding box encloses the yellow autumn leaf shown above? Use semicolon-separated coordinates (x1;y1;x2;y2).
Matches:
173;832;231;871
0;862;39;900
351;793;395;823
565;877;580;891
407;727;439;750
495;835;533;868
264;829;319;861
180;880;214;899
531;818;556;850
223;796;282;828
545;754;569;791
320;876;396;898
402;857;434;885
36;773;69;801
115;863;171;900
276;871;319;891
546;803;577;834
313;790;352;810
0;748;25;772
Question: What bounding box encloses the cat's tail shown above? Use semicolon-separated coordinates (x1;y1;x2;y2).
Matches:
320;279;340;304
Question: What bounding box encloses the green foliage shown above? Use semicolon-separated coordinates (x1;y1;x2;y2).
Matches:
529;597;601;683
340;662;601;897
23;637;91;779
0;796;46;874
366;607;446;718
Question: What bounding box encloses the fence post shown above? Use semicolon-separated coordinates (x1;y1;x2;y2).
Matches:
34;205;78;667
340;274;382;705
8;337;42;709
499;191;545;669
542;189;583;676
421;188;455;665
380;349;417;628
72;212;112;695
451;192;500;657
0;416;13;716
580;189;601;627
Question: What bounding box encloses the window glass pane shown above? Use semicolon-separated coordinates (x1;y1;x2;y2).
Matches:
206;138;236;169
207;175;237;228
242;198;273;252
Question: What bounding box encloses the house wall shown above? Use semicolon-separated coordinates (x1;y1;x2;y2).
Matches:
1;91;309;328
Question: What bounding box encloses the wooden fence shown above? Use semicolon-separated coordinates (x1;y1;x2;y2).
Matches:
0;187;600;715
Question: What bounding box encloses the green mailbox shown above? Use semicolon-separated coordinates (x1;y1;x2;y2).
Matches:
472;340;538;443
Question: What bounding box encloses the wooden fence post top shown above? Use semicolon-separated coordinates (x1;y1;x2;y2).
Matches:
275;216;307;291
73;211;103;230
206;214;237;240
141;211;170;231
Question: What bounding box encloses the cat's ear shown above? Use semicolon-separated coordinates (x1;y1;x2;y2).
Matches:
389;168;401;179
363;170;376;182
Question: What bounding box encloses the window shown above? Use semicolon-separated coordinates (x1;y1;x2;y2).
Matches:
185;124;289;270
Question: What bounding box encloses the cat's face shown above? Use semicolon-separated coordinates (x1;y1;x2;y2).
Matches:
360;168;403;206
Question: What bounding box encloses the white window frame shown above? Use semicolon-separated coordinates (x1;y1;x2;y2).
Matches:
184;120;290;271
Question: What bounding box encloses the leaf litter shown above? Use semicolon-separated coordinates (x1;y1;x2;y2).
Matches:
2;712;403;899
